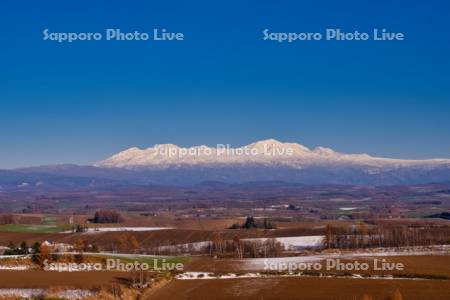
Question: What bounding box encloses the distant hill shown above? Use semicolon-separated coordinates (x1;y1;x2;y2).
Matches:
426;212;450;220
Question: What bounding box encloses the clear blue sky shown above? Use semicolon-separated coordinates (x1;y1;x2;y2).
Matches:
1;0;450;168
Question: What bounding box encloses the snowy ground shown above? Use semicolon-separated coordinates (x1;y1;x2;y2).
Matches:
175;272;428;281
242;236;324;250
156;235;325;253
62;227;172;233
0;265;31;270
156;241;210;252
339;207;358;211
0;255;30;259
176;272;261;280
0;289;94;299
243;245;450;270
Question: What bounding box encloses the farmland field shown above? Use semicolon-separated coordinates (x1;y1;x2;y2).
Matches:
0;224;70;233
149;277;450;300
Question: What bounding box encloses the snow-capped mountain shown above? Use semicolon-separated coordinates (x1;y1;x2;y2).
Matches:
82;139;450;185
2;139;450;188
95;139;450;171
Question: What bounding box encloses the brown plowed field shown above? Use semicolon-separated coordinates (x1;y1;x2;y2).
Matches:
185;255;450;277
148;277;450;300
0;271;126;288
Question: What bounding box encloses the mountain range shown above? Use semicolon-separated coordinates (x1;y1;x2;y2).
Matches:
1;139;450;189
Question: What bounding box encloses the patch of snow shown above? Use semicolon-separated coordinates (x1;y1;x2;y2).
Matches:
0;265;31;270
339;207;358;211
62;227;172;234
242;245;450;270
0;255;30;259
158;236;324;254
156;241;210;253
175;272;262;280
0;289;44;298
175;272;215;280
57;289;96;299
0;289;94;299
243;236;325;250
175;272;429;281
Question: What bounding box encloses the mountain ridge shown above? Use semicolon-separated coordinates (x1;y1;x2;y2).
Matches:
1;139;450;188
95;139;450;169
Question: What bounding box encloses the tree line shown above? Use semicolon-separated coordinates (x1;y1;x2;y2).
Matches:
325;223;450;249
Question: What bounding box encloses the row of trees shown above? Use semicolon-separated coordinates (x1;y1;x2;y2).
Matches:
147;234;284;258
91;210;124;223
106;234;140;253
2;210;124;226
206;235;283;258
229;216;276;230
3;241;38;255
325;223;450;249
4;241;86;266
0;214;14;225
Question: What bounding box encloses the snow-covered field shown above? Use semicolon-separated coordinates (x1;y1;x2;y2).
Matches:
0;289;94;299
156;241;210;253
176;272;261;280
0;255;30;259
155;236;325;253
243;245;450;270
175;272;428;281
339;207;358;211
243;236;324;250
0;265;31;270
62;227;172;233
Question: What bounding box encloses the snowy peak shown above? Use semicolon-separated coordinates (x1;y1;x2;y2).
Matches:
313;146;337;156
95;139;450;170
248;139;311;154
153;144;180;150
248;139;286;149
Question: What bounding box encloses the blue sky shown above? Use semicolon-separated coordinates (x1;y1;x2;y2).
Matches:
1;0;450;168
